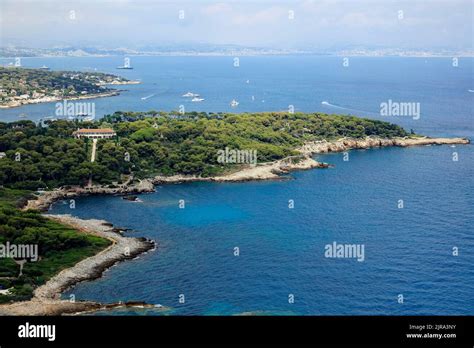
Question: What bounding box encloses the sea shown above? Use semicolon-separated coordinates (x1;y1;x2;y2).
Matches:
1;56;473;315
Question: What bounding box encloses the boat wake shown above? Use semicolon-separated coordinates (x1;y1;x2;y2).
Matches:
468;89;474;93
141;94;155;100
321;101;375;115
321;101;347;109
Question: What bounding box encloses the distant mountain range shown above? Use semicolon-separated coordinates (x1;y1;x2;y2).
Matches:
1;45;472;58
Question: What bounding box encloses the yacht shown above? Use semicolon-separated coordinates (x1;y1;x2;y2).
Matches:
38;65;50;70
68;114;95;122
230;99;239;107
182;92;199;97
82;115;96;122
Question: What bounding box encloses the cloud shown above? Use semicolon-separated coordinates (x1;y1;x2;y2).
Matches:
0;0;471;50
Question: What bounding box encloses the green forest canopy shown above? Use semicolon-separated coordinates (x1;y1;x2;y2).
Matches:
0;188;110;303
0;111;409;190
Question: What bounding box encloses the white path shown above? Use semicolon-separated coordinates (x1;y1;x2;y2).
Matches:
91;138;98;162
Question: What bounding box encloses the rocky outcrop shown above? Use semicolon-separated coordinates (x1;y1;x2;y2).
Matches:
298;136;470;155
23;137;469;208
0;298;165;316
153;155;328;184
0;214;156;316
34;215;155;301
154;136;469;185
23;179;155;211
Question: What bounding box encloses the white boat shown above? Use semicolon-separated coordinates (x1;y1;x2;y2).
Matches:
183;92;199;97
230;99;239;107
68;114;95;122
191;97;204;102
83;115;95;122
38;65;50;70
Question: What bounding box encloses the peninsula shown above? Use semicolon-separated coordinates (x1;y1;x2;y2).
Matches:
0;111;469;315
0;67;140;108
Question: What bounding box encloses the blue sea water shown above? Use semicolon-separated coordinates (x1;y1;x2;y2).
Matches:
0;56;473;138
51;146;474;315
2;56;473;315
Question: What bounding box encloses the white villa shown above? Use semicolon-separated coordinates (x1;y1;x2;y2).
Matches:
72;128;117;139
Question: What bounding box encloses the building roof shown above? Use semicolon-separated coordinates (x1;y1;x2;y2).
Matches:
73;128;116;134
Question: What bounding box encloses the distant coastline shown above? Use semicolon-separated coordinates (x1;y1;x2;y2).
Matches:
2;53;474;59
1;46;473;59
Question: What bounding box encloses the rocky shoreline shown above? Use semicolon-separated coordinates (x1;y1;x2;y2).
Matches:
153;155;328;184
35;215;155;300
297;136;470;155
0;90;121;109
153;136;469;184
24;136;470;211
23;178;155;212
0;215;156;316
2;135;468;316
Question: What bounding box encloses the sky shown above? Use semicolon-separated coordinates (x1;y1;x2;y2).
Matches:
0;0;472;50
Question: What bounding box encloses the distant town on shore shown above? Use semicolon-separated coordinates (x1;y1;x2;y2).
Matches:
1;44;473;58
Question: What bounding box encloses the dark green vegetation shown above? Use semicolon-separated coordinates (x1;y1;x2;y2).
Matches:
0;112;409;189
0;188;110;303
0;67;128;105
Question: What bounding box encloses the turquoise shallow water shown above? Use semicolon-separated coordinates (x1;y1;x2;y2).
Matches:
3;56;472;315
